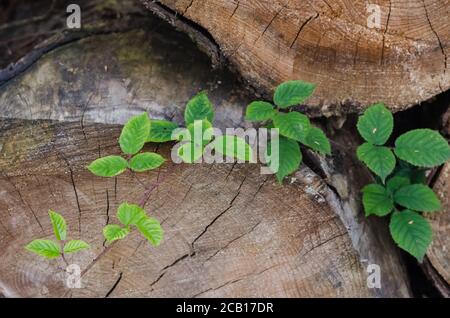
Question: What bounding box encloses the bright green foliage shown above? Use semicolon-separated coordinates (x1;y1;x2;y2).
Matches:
266;136;302;183
213;135;252;162
87;155;128;177
357;103;449;261
394;129;450;167
357;143;395;182
147;119;178;142
25;211;90;260
117;203;146;226
177;141;203;163
361;184;393;216
25;240;60;259
63;240;90;254
136;217;164;246
244;80;330;183
245;101;276;121
129;152;165;172
394;184;441;212
273;80;316;108
273;112;310;142
119;113;151;155
184;91;214;125
357;103;393;145
103;224;130;242
49;210;66;241
389;210;432;262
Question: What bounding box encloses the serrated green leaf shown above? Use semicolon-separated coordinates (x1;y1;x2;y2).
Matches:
272;111;310;142
87;155;128;177
245;101;276;121
103;224;130;242
302;126;331;155
63;240;90;254
394;184;441;212
25;239;60;259
177;142;203;163
266;136;302;183
48;210;66;241
147;119;179;143
117;202;146;226
184;92;214;125
119;113;151;155
394;129;450;168
273;80;316;108
357;143;396;182
361;184;394;216
213;135;252;162
186;119;213;145
389;210;432;262
386;176;410;193
129;152;165;172
357;103;393;145
136;217;164;246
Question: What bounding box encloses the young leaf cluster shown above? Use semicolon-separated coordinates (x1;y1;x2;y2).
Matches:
357;103;450;261
245;80;331;182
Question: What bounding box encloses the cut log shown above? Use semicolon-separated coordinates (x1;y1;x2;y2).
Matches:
143;0;449;115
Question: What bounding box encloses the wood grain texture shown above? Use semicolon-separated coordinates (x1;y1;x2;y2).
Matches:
143;0;450;115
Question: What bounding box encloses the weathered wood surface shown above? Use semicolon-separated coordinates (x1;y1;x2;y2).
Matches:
0;118;410;297
143;0;449;115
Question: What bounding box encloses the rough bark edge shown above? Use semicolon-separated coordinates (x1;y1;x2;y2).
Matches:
422;257;450;297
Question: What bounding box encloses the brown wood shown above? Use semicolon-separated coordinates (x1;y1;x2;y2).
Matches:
143;0;449;115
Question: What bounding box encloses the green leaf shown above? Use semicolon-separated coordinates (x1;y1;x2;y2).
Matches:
103;224;130;242
357;143;396;182
119;113;151;155
386;176;410;193
361;184;394;216
394;184;441;212
184;91;214;125
48;210;66;241
25;239;60;259
87;155;128;177
302;126;331;155
213;135;252;161
266;136;302;183
273;80;316;108
117;202;146;226
272;111;310;142
394;129;450;168
147;119;179;143
177;142;203;163
186;119;213;145
357;103;393;145
63;240;90;254
129;152;165;172
389;210;432;262
245;101;276;121
136;217;164;246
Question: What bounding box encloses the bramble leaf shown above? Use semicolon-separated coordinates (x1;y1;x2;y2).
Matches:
386;176;410;193
103;224;129;242
394;129;450;168
63;240;90;254
389;210;432;262
272;111;310;142
357;103;393;145
147;120;178;143
302;126;331;155
87;155;128;177
266;136;302;183
48;210;66;241
186;119;213;145
213;135;253;162
361;184;394;216
184;92;214;125
136;217;164;246
25;239;60;259
117;202;146;226
119;113;151;155
129;152;165;172
273;80;316;108
394;184;441;212
245;101;276;121
177;142;203;163
357;143;395;182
